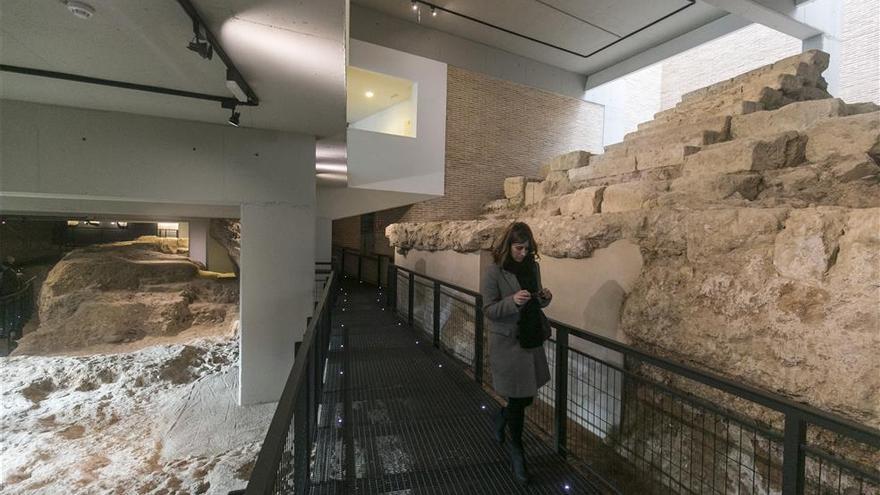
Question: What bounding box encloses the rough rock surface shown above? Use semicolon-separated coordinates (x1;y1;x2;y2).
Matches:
386;50;880;433
13;238;239;356
1;336;271;495
210;219;241;275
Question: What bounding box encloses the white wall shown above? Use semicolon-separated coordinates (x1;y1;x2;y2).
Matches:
585;65;661;147
839;0;880;104
315;216;333;262
188;219;209;266
347;40;446;196
350;94;417;138
0;99;317;405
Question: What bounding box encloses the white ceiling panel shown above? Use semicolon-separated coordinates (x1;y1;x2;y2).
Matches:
352;0;728;74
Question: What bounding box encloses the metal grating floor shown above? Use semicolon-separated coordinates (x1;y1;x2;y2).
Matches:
309;278;605;494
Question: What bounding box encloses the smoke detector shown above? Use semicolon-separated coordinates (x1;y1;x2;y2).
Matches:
66;1;95;19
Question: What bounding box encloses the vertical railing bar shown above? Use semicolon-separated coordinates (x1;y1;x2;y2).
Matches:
433;280;441;348
357;252;362;282
782;412;806;495
408;271;415;327
554;325;569;456
474;295;484;385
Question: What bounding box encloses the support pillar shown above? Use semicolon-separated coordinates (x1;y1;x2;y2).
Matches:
239;202;315;405
187;218;208;266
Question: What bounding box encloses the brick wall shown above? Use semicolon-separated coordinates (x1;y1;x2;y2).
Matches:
840;0;880;104
395;66;603;223
331;215;361;251
332;64;604;249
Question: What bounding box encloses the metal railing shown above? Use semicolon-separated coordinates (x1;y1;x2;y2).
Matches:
1;276;36;349
334;246;393;288
385;264;880;495
242;269;338;494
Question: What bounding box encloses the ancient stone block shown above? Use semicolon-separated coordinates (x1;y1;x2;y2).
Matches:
539;150;591;177
525;182;542;206
602;181;668;213
482;198;509;212
805;112;880;162
634;144;701;171
730;99;847;139
685;208;788;262
623;116;730;147
504;176;527;200
773;207;847;281
846;102;880;115
670;173;763;201
568;154;637;183
558;186;604;216
683;131;805;176
831;154;880;182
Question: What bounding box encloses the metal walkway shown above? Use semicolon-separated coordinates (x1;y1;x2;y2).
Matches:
309;279;603;494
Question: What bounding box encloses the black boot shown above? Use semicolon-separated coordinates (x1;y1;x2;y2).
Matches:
509;444;530;486
507;406;530;485
493;407;506;444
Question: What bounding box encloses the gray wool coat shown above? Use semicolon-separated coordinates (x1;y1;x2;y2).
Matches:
481;261;551;399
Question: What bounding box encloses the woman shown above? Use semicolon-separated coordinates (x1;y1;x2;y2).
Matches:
481;221;552;485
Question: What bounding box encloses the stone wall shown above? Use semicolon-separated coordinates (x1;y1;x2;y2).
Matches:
387;51;880;491
331;215;361;251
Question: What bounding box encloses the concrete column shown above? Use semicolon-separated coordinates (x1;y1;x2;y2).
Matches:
799;0;843;97
188;219;208;266
239;202;315;405
315;216;332;262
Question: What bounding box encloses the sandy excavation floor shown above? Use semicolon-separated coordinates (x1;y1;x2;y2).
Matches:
0;239;275;494
0;333;275;495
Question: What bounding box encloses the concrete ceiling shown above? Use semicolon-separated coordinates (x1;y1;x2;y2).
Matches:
351;0;730;74
0;0;347;137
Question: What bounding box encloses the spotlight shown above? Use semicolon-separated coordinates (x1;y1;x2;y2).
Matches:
187;38;213;60
431;7;437;16
411;0;418;10
227;108;241;127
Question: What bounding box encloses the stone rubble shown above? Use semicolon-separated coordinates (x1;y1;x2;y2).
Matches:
387;50;880;435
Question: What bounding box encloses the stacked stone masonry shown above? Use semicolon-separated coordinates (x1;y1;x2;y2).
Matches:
387;50;880;444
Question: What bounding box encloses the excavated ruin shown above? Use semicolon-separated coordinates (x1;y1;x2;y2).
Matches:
387;50;879;486
1;238;268;494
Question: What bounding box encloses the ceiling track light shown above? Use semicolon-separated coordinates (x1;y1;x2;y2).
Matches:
411;0;418;11
431;7;437;17
222;101;241;127
186;19;213;60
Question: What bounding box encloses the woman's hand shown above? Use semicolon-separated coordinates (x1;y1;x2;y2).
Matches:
513;290;531;306
539;288;553;302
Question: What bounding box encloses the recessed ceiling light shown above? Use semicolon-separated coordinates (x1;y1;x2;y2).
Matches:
365;90;375;98
66;1;95;19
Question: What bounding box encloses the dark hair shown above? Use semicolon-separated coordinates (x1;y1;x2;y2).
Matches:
492;222;539;265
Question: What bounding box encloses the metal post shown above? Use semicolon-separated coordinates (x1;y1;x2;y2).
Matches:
408;272;415;327
341;250;346;278
474;295;484;385
357;253;362;281
782;413;806;495
433;280;441;348
387;265;397;309
554;326;569;456
377;256;383;288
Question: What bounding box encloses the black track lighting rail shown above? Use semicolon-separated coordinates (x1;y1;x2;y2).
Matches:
0;65;256;108
411;0;696;60
174;0;259;105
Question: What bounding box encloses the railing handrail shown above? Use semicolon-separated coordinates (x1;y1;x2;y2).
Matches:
393;265;481;299
551;319;880;448
244;270;337;495
388;263;880;450
0;276;36;303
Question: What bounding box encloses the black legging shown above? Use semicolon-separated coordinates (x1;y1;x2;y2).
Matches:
505;396;533;449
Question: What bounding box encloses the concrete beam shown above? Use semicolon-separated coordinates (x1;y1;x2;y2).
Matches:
585;14;750;90
700;0;822;39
